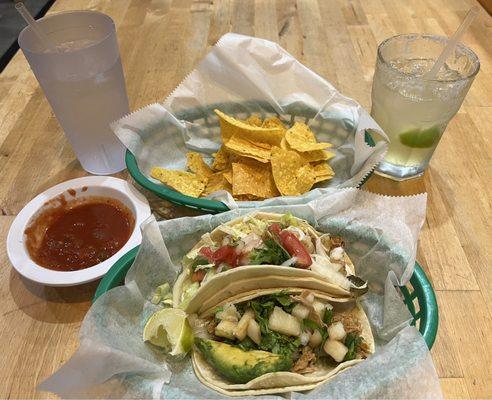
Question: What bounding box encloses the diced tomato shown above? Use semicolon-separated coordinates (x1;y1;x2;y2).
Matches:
191;269;207;282
213;245;239;268
278;230;312;268
199;246;214;261
268;223;282;236
198;245;240;268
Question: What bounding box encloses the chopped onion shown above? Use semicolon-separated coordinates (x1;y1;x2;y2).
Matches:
216;303;240;322
310;257;351;290
281;257;298;266
309;330;322;347
268;306;301;337
235;241;245;255
324;339;348;362
292;303;310;320
330;247;345;261
215;320;237;339
312;254;343;272
247;319;262;345
306;293;315;303
327;321;346;341
300;331;311;346
242;233;263;252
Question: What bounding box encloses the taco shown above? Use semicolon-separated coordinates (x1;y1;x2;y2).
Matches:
174;212;367;310
190;288;374;396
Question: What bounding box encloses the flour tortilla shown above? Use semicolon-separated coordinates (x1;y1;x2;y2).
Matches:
174;212;357;308
192;287;374;396
185;269;352;314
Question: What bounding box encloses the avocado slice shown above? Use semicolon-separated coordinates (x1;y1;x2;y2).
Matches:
194;338;292;384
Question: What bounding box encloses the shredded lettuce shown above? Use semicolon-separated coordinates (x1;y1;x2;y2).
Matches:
233;215;270;237
150;283;173;306
217;224;248;240
180;282;199;309
280;213;299;228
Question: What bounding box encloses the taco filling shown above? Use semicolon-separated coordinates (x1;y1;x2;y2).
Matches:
179;213;363;306
194;290;371;384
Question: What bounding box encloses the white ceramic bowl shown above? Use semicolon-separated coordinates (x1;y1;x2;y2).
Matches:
7;176;151;286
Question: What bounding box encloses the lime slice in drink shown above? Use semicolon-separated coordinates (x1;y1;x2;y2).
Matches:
399;126;441;148
143;308;193;356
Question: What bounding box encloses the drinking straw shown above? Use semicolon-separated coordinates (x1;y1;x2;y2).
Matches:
425;6;479;79
15;2;59;53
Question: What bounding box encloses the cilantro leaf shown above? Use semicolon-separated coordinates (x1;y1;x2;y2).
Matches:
322;308;333;325
243;292;301;358
344;332;363;361
249;238;290;266
191;256;211;270
301;319;320;331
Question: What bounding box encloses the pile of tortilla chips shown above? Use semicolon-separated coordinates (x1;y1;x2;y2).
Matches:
150;109;335;200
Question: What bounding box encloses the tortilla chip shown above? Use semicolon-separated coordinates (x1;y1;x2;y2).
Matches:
214;109;284;146
211;146;230;171
201;172;232;196
312;161;335;183
232;160;279;199
285;122;333;152
222;169;233;184
296;164;317;193
187;152;213;177
224;135;271;163
299;149;336;162
150;167;207;197
281;136;334;162
262;116;287;130
243;115;263;127
270;147;315;196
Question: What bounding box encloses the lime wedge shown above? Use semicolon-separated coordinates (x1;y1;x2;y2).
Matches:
399;126;441;148
143;308;193;356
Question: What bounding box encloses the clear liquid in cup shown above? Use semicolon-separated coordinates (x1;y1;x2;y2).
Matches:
372;59;465;179
43;39;129;174
371;35;479;181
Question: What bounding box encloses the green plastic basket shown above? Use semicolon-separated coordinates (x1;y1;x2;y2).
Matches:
126;101;377;214
94;246;438;349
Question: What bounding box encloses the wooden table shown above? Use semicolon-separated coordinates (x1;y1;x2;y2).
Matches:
1;0;491;398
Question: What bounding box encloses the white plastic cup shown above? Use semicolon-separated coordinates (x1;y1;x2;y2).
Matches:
18;11;129;175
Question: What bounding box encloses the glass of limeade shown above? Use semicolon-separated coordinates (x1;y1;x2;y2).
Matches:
371;34;479;180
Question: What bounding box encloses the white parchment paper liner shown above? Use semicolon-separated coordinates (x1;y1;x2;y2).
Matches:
111;34;388;208
39;189;442;399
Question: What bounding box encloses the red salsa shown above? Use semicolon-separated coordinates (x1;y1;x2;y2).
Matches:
25;195;135;271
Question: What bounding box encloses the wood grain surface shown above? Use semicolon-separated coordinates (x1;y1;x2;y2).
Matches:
1;0;491;398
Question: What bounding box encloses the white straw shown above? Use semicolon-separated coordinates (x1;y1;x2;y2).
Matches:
425;6;479;79
15;2;59;53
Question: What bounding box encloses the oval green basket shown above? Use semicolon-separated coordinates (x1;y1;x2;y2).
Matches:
94;246;438;349
126;100;377;214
